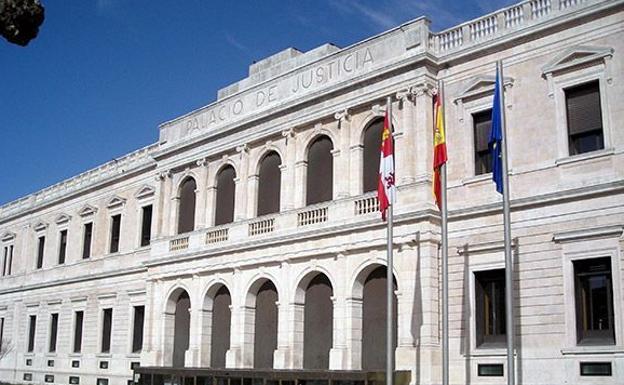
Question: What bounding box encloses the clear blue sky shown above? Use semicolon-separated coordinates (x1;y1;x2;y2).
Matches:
0;0;515;205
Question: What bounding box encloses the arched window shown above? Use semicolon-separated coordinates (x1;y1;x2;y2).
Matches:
257;152;281;216
362;119;384;193
177;177;197;234
172;291;190;368
303;273;333;369
362;266;397;370
253;280;278;369
210;286;231;368
306;136;333;205
215;166;236;226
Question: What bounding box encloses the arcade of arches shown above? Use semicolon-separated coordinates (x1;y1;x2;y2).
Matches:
173;118;385;234
162;265;398;370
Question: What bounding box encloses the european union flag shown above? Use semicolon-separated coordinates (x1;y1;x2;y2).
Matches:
489;69;503;194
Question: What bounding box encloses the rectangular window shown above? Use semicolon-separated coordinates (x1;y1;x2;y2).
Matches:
574;257;614;345
140;205;152;247
473;109;492;175
101;308;113;353
0;317;4;352
82;223;93;259
73;311;84;353
7;245;12;275
27;315;37;352
58;230;67;265
132;305;145;353
475;269;506;347
109;215;121;253
2;247;6;276
37;236;45;269
566;80;604;155
49;313;58;353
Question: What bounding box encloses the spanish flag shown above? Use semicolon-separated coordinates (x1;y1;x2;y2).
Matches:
433;90;447;208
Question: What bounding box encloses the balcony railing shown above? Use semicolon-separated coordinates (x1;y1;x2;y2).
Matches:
151;193;389;259
169;236;189;251
206;228;228;244
298;206;328;226
249;217;275;236
429;0;598;54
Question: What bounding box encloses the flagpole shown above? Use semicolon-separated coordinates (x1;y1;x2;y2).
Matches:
497;60;515;385
439;81;449;385
386;96;394;385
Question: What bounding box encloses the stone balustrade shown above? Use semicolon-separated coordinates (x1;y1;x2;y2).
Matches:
0;143;158;220
429;0;595;54
151;193;383;260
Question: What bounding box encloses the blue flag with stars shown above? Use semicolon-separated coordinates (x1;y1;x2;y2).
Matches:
489;69;503;194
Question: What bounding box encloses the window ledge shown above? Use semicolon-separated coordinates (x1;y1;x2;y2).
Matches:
461;173;492;186
555;147;614;166
561;346;624;355
470;348;507;357
96;353;113;358
68;353;82;358
126;353;141;359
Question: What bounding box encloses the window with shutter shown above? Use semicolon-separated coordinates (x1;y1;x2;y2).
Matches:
473;110;493;175
565;81;603;155
215;166;236;226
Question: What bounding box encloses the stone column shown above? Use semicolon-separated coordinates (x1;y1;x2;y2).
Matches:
185;305;202;366
152;172;167;239
395;89;417;185
334;109;351;199
273;300;292;368
329;295;349;369
279;164;288;212
141;279;157;365
345;297;363;370
195;158;209;228
246;175;259;218
235;144;249;221
349;144;363;196
281;129;296;210
293;160;307;208
412;82;436;179
330;149;342;200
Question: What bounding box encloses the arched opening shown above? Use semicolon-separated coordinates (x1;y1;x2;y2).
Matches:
215;166;236;226
177;177;197;234
306;136;334;205
362;119;384;193
210;285;231;368
172;291;191;368
253;280;278;368
303;273;333;369
257;152;281;216
361;265;397;370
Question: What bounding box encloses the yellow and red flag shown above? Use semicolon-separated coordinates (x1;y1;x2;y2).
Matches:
378;108;396;221
433;91;447;208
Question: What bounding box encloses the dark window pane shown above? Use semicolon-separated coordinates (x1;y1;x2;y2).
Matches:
566;81;603;155
132;306;145;353
363;119;384;193
0;317;4;352
475;269;506;347
303;274;333;369
140;206;153;247
362;266;397;370
210;286;231;368
306;136;333;205
101;308;113;353
257;152;281;216
574;257;614;345
49;313;58;353
37;236;45;269
74;311;84;353
215;166;236;226
110;214;121;253
7;245;12;275
58;230;67;265
177;178;197;234
253;281;278;369
83;223;93;259
473;110;492;175
2;247;7;276
28;315;36;352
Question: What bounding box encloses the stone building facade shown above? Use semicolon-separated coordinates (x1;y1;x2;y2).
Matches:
1;1;623;384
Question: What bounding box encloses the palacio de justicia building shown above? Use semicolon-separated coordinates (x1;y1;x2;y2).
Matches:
1;0;623;384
